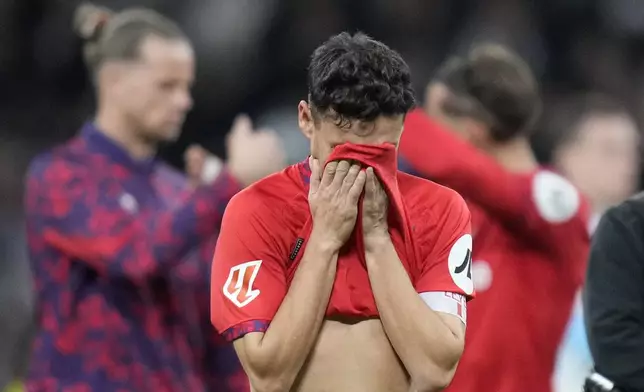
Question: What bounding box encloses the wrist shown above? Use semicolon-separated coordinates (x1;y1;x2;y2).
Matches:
364;230;392;255
309;225;343;256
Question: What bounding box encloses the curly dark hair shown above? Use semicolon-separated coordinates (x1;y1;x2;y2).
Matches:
307;32;416;129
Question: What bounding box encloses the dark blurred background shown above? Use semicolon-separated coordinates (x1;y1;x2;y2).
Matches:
3;0;644;390
5;0;644;168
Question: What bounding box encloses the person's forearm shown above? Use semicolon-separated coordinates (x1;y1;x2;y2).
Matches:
366;234;463;391
401;110;571;238
248;229;338;391
39;183;226;285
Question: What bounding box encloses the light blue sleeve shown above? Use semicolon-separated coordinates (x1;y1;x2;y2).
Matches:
552;295;594;392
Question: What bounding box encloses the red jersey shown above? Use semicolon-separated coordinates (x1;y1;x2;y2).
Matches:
211;150;474;342
399;110;590;392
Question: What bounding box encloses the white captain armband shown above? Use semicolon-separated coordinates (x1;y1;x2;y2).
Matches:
419;291;467;325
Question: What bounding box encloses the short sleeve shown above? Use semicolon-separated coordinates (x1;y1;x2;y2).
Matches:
415;189;475;299
210;192;287;341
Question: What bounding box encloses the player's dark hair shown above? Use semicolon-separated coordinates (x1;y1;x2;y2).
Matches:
435;44;541;142
73;3;187;78
307;32;416;129
532;93;634;163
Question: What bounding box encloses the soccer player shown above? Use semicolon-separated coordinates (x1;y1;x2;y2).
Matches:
24;4;284;391
398;45;591;392
211;32;475;392
537;93;641;391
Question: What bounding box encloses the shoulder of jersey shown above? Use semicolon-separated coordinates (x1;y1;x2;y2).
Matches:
398;171;465;208
229;166;301;212
531;169;584;224
27;140;89;180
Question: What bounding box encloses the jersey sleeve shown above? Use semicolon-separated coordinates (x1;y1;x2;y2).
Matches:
400;109;589;251
210;192;287;342
24;153;239;286
414;188;474;300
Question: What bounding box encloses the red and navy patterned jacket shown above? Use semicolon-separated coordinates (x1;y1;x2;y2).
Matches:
24;123;248;391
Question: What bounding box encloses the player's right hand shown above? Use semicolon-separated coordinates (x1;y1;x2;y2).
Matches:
226;114;287;187
308;158;366;251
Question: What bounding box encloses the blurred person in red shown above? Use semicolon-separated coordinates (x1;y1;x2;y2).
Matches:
537;93;641;391
24;4;285;391
398;44;591;392
211;32;474;392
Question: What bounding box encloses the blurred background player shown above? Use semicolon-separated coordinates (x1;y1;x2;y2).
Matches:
398;44;590;392
533;93;641;391
24;4;285;391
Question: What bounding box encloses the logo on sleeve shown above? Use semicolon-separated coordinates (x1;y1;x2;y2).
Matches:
223;260;262;308
532;171;580;223
448;234;474;295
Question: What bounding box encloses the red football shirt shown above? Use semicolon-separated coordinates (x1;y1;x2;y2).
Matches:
400;110;591;392
211;157;474;342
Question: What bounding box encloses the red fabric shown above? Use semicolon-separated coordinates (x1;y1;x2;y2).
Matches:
401;109;590;254
329;142;413;260
399;109;590;392
296;143;416;316
211;143;473;340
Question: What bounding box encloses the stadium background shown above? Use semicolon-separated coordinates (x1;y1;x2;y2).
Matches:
1;0;642;390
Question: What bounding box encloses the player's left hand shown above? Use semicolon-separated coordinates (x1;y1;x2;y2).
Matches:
362;167;389;245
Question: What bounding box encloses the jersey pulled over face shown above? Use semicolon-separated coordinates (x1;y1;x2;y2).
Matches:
211;152;474;342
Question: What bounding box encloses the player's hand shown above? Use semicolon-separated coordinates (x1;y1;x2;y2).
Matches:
184;144;223;187
362;167;389;249
308;158;366;251
226;114;287;187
